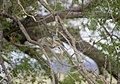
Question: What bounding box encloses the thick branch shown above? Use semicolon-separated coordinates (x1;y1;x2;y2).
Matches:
21;11;119;28
1;0;119;80
0;23;12;84
72;30;119;79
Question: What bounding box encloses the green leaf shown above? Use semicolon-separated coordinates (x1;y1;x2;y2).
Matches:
89;18;98;30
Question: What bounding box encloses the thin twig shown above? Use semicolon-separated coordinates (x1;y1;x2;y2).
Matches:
15;16;56;84
0;67;15;83
17;0;38;22
56;15;102;84
39;0;54;15
41;47;56;84
105;0;115;22
0;28;12;84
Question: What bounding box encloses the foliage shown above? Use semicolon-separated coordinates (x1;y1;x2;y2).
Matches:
61;73;86;84
0;0;120;84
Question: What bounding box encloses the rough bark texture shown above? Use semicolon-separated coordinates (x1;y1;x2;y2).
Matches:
3;24;119;79
0;0;119;80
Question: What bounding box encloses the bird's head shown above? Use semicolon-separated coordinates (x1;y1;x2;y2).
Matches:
52;34;57;39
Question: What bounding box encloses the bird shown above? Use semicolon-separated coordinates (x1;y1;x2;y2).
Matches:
51;34;65;48
52;34;60;41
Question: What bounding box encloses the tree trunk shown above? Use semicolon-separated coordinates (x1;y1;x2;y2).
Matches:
3;24;119;79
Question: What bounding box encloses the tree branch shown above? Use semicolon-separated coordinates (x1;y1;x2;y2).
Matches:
0;23;12;84
14;16;56;84
1;0;119;80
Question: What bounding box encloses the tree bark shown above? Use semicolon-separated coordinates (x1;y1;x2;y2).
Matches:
3;23;119;79
0;23;12;84
0;0;119;80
